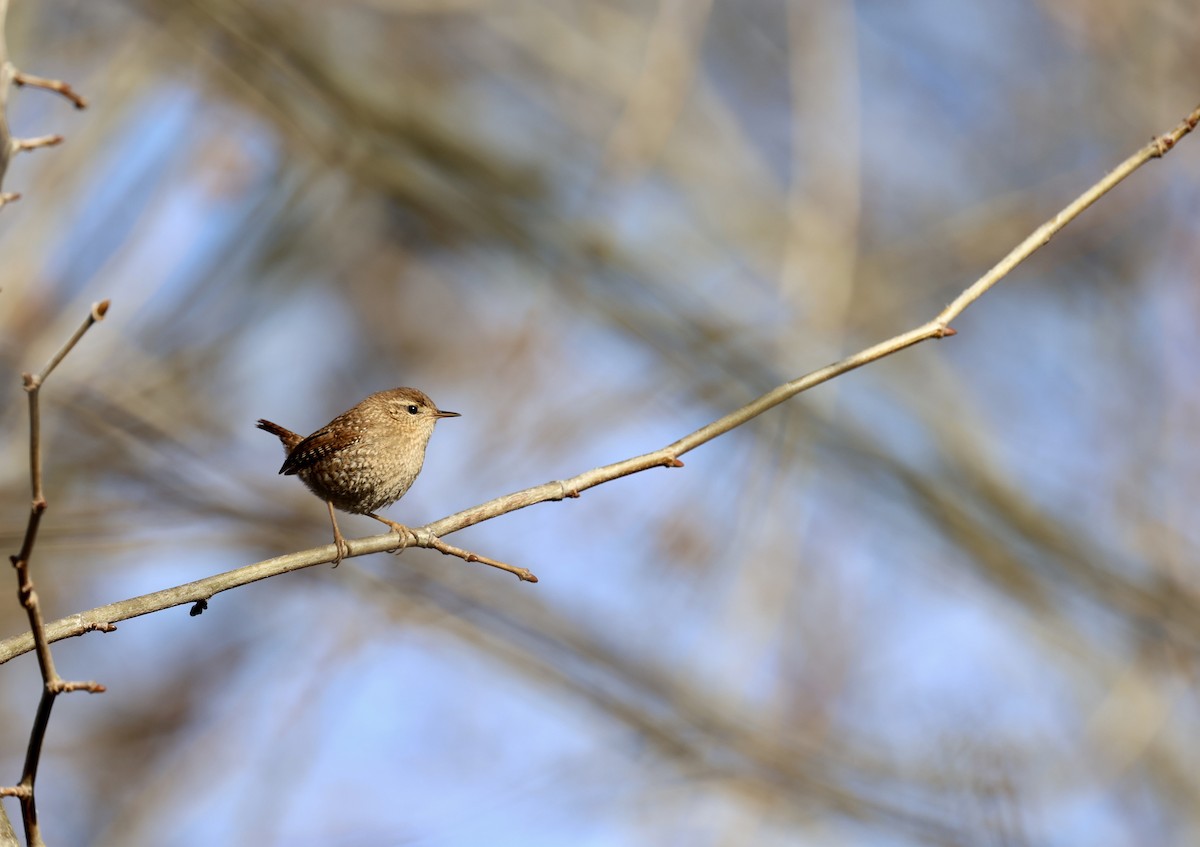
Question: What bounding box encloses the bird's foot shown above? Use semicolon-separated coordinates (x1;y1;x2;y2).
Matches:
368;513;416;552
332;535;350;567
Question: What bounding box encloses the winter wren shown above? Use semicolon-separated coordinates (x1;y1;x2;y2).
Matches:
257;387;459;564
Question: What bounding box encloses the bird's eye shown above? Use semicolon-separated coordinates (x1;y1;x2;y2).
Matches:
406;404;420;415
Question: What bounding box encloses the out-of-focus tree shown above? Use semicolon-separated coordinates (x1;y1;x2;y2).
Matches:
0;0;1199;844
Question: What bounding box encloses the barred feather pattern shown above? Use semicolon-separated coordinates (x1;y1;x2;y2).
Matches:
256;387;458;516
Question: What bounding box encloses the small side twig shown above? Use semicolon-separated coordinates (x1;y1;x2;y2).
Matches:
2;301;110;847
0;0;87;208
409;528;537;583
363;516;537;583
13;71;86;109
12;134;60;153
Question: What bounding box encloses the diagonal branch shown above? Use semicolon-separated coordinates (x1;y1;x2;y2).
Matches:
0;104;1197;668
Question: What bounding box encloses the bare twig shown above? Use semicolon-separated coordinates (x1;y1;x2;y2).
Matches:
13;71;87;109
0;0;87;207
12;134;61;153
0;104;1197;664
431;103;1200;535
369;518;537;582
411;528;537;583
3;301;110;847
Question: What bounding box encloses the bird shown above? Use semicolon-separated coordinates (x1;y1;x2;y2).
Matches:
257;387;459;565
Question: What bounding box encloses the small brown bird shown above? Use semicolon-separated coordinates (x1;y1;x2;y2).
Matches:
257;387;460;564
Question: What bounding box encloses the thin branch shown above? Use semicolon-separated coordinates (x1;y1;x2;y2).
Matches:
431;103;1200;537
0;0;98;840
0;104;1197;666
0;0;14;195
12;134;61;153
0;0;9;68
0;0;86;206
370;517;537;582
28;299;110;389
4;302;111;847
12;71;87;109
412;528;537;583
936;107;1200;324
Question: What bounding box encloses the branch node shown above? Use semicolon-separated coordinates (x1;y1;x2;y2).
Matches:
0;786;31;799
663;456;684;468
189;599;209;617
0;192;20;206
85;621;117;633
551;481;580;500
1151;135;1174;157
935;325;958;338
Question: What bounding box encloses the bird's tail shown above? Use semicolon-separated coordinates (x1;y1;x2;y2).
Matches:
256;419;303;452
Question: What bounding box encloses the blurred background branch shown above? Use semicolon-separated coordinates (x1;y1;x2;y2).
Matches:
0;1;1198;845
0;0;83;206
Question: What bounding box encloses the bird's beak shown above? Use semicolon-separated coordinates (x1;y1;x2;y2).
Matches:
435;409;461;419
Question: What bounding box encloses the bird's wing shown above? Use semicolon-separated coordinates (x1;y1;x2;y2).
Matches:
279;426;356;476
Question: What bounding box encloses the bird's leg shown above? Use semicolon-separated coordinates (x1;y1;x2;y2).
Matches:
325;501;350;566
366;513;416;551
